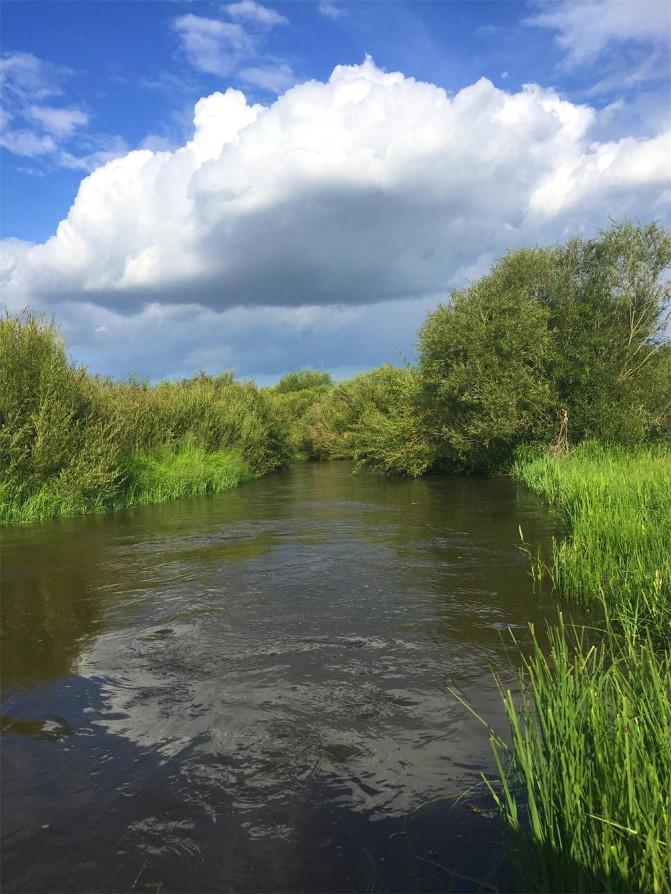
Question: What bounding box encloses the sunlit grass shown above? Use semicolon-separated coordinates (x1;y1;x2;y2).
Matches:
0;446;252;524
123;445;252;506
480;616;671;894
476;445;671;892
514;443;671;639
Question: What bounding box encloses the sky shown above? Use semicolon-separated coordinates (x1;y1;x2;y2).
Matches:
1;0;670;384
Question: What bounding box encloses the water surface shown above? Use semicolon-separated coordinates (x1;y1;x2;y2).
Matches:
1;461;563;892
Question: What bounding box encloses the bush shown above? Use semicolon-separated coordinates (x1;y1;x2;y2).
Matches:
0;312;287;524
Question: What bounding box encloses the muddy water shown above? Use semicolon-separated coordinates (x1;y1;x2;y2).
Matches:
1;461;562;892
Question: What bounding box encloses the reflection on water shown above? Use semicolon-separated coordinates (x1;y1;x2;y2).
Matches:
1;462;564;892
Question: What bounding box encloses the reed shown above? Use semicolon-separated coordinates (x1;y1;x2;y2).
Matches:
485;616;671;894
0;311;285;524
514;443;671;639
478;445;671;892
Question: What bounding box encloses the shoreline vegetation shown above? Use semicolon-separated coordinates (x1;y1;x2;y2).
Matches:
485;447;671;893
2;220;670;892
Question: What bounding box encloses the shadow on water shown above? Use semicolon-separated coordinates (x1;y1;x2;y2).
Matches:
1;461;568;892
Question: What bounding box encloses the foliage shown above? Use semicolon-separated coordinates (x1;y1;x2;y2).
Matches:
0;311;286;524
548;221;671;443
122;445;251;506
474;446;671;893
419;248;559;471
299;365;435;472
266;372;334;458
514;443;671;639
273;369;333;393
417;221;671;473
481;617;671;894
347;366;434;476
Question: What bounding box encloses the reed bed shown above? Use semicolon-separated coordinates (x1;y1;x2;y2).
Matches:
482;446;671;892
486;617;671;893
514;444;671;639
0;311;285;524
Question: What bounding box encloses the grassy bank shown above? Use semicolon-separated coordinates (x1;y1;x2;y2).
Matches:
0;445;253;525
0;311;286;525
481;447;671;893
515;444;671;639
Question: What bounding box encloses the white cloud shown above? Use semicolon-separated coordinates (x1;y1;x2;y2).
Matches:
0;51;67;102
527;0;671;68
318;1;346;21
1;58;669;379
0;128;56;157
238;62;295;92
173;14;255;76
226;1;288;28
58;135;130;172
172;10;293;90
0;51;125;171
0;51;74;159
28;105;88;138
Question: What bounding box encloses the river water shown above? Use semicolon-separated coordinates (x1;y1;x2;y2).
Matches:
1;461;563;893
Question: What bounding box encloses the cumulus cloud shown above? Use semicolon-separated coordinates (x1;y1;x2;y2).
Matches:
527;0;671;68
1;58;669;379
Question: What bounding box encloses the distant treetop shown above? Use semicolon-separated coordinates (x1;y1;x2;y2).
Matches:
274;369;333;393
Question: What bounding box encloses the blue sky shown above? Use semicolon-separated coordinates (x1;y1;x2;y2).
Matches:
1;0;670;382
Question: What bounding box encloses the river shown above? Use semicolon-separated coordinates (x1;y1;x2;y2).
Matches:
1;461;563;892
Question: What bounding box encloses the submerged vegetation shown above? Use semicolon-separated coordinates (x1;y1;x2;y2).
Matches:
2;220;670;892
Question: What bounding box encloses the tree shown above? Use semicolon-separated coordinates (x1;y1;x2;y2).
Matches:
418;248;559;471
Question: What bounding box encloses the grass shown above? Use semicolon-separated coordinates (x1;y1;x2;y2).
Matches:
123;445;252;506
464;444;671;893
483;617;671;893
0;310;286;525
514;443;671;639
0;446;253;524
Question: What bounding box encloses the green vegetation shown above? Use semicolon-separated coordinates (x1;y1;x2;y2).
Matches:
515;445;671;639
266;221;670;475
474;446;671;893
4;220;668;514
416;220;671;472
485;617;671;894
265;369;333;458
2;220;670;891
0;311;285;524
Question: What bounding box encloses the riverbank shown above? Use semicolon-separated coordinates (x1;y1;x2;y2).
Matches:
486;446;671;893
0;311;286;525
1;445;255;525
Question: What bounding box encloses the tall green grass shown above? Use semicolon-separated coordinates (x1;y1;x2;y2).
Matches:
0;445;252;524
122;445;251;507
478;446;671;892
0;311;286;524
514;444;671;639
483;617;671;894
